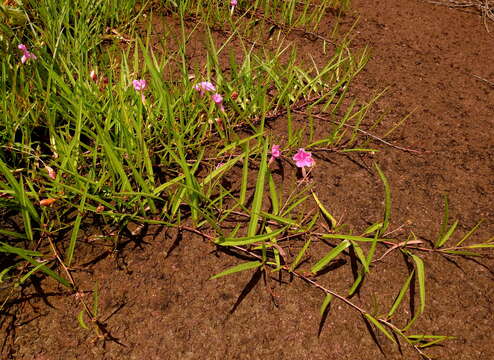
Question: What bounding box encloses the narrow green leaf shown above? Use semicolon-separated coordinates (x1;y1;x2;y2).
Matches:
218;133;261;156
200;153;243;186
339;148;379;153
435;220;458;248
348;270;364;296
437;195;449;244
216;226;287;247
0;158;40;224
18;178;33;242
311;240;351;274
18;262;46;285
7;251;70;287
351;241;368;273
1;243;69;287
289;237;312;272
305;212;319;232
77;310;89;330
66;189;87;266
312;191;337;228
387;269;415;319
322;234;390;242
96;125;132;192
320;293;333;316
0;242;42;257
281;195;309;217
407;334;454;348
362;222;383;236
374;163;391;236
455;220;483;247
0;229;27;239
366;232;379;266
0;266;14;282
364;314;396;344
210;261;262;280
261;211;297;226
240;142;249;206
268;169;279;215
442;250;481;257
464;243;494;249
411;254;426;315
247;141;269;237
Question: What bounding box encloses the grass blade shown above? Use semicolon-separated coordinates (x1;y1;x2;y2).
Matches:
312;191;337;228
311;239;350;274
216;226;287;247
289;237;312;272
411;254;426;315
455;220;483;247
387;269;414;319
435;220;458;248
364;314;396;344
320;293;333;316
66;189;87;266
374;163;391;236
247;140;269;237
210;261;262;280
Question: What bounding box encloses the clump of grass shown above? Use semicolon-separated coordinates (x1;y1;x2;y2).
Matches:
0;0;492;357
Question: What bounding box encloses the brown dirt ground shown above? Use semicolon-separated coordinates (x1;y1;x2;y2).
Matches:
2;1;494;359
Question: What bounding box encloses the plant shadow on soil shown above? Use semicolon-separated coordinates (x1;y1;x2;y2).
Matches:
2;1;494;359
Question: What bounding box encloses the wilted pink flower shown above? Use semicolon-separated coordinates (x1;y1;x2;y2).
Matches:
90;70;98;82
45;165;56;180
212;93;225;112
194;81;216;96
132;79;147;91
18;44;37;64
293;148;315;168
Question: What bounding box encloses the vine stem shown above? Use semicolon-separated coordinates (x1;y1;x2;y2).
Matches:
179;224;436;359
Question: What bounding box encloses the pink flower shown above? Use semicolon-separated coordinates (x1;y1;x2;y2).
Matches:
271;145;281;159
132;79;147;104
293;148;315;168
231;0;237;6
269;144;281;165
194;81;216;96
132;79;147;91
18;44;37;64
211;93;225;112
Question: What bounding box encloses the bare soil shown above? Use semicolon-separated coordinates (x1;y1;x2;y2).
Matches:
2;1;494;359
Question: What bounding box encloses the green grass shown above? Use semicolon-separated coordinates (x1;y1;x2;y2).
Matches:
0;0;493;358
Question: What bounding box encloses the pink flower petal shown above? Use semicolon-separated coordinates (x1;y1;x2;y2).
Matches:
271;145;281;159
194;81;216;96
132;79;147;91
211;93;223;104
293;148;315;168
